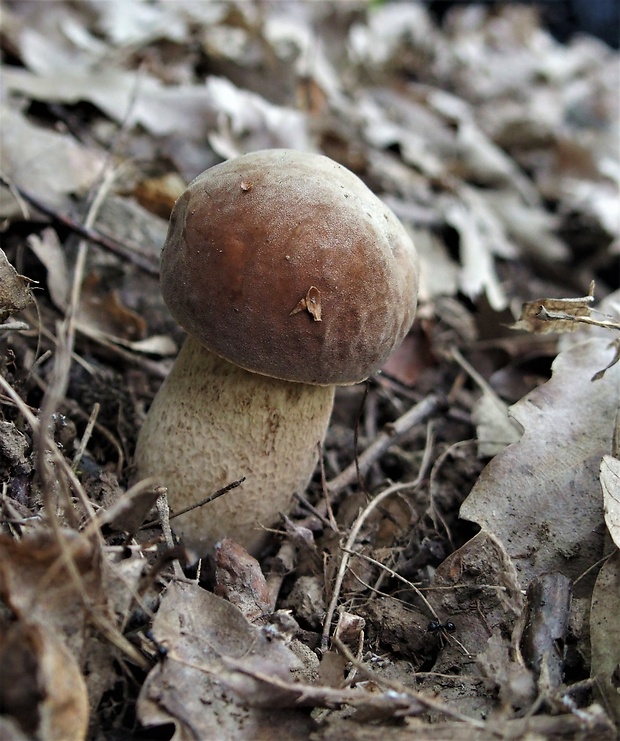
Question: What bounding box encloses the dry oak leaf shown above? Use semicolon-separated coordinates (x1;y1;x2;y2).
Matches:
460;337;620;595
601;455;620;549
590;550;620;725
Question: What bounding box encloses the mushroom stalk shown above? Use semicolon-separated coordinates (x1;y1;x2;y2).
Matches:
135;336;335;555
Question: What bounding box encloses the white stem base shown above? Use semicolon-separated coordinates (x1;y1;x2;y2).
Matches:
135;338;334;555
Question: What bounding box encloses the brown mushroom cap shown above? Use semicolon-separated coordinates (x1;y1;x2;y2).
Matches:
161;149;418;385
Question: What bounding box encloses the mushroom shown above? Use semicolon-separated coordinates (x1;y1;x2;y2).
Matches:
135;149;418;555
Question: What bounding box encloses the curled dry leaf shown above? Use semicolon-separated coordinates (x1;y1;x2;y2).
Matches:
511;292;594;334
0;530;147;714
0;248;34;322
26;229;70;311
289;285;323;321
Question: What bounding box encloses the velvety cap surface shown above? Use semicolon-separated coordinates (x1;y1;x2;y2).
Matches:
161;149;418;385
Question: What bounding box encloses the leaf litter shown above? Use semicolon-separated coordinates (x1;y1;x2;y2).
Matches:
0;1;619;739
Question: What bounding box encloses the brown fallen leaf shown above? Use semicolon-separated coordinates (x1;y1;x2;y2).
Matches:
214;538;272;620
78;272;147;342
289;286;322;321
0;248;34;322
0;620;89;741
137;581;313;740
133;172;187;219
511;285;620;337
0;529;147;715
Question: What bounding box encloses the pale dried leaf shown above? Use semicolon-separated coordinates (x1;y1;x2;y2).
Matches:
472;390;523;458
460;338;620;593
127;335;178;356
590;551;620;724
27;229;70;311
94;0;187;46
601;456;620;549
0;105;106;217
2;68;309;157
444;197;507;311
484;190;569;262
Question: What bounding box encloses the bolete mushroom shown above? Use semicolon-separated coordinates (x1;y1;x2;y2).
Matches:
135;149;418;555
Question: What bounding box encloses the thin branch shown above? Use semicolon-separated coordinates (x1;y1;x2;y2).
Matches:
326;394;440;496
0;174;159;275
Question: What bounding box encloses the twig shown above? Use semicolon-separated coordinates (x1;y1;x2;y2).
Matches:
332;637;485;728
167;478;246;521
0;175;159;275
72;402;100;471
293;491;337;530
322;423;436;650
322;482;416;651
428;438;477;548
317;441;338;530
140;477;246;530
155;488;185;580
0;320;30;331
353;382;370;491
343;548;439;621
326;394;440;496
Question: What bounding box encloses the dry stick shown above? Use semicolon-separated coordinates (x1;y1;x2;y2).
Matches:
321;420;436;651
0;320;29;331
326;393;440;496
72;402;100;471
0;174;159;276
353;382;370;491
343;548;439;621
27;164;150;667
370;420;435;597
293;491;336;530
155;488;185;581
317;441;339;531
0;376;146;667
332;637;485;729
169;478;246;522
427;438;476;549
140;478;246;532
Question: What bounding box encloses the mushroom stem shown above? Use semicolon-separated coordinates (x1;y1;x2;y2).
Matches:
135;337;335;555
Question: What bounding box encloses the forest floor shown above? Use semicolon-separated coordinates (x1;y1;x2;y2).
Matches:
0;2;619;739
